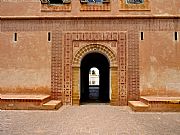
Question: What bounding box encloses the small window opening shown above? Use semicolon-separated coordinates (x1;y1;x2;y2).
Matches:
14;33;17;42
141;32;144;40
81;0;104;4
88;0;103;3
126;0;144;4
92;70;95;75
49;0;63;4
48;32;51;42
41;0;71;4
175;32;178;41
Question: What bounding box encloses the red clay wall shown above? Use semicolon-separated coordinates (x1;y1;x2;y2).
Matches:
0;31;51;94
0;18;180;104
140;31;180;96
0;0;40;16
1;0;180;17
0;0;180;104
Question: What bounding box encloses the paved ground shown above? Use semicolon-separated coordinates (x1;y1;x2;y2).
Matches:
0;105;180;135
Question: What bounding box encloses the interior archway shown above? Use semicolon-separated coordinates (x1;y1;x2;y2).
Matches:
80;52;110;103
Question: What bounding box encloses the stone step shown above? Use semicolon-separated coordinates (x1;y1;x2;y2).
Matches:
42;100;62;110
0;94;51;110
140;96;180;112
0;94;51;102
128;101;149;112
140;96;180;104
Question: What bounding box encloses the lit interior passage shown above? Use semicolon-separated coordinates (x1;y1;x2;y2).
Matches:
89;67;100;100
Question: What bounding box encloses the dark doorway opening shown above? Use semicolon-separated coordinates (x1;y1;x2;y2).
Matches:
80;52;110;103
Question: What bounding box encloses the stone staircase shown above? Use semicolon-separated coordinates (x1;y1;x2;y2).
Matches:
0;94;62;110
128;96;180;112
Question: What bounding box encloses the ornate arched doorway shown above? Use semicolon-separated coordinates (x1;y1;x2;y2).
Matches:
72;44;118;105
80;52;110;103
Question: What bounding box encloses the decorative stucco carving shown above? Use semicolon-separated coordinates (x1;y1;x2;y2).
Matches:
73;44;117;67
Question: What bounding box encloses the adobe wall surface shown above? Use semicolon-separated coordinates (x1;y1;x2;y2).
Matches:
1;17;180;105
140;31;180;96
0;31;51;94
0;0;180;17
0;0;180;104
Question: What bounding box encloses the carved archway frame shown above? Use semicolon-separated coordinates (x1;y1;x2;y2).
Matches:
72;44;118;105
62;31;127;105
73;44;117;67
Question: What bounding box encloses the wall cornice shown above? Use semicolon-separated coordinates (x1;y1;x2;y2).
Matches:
0;15;180;20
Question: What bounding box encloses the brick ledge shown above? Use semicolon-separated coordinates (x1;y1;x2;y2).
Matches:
1;15;180;20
